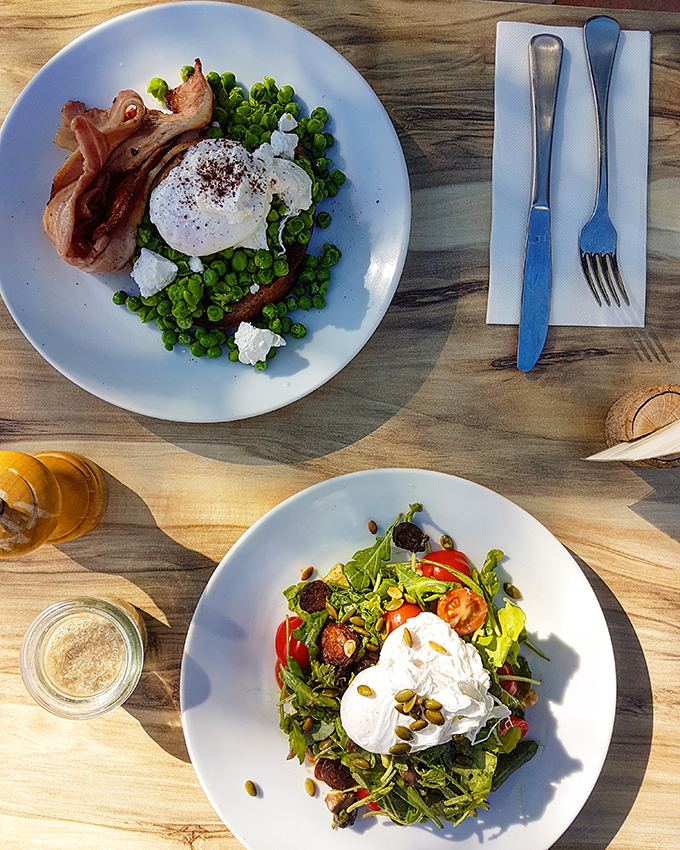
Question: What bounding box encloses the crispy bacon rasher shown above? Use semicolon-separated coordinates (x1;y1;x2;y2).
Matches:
42;59;212;274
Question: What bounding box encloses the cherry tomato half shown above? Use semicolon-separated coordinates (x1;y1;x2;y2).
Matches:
420;549;471;583
384;602;422;633
500;716;528;738
275;616;310;670
498;662;519;696
357;788;381;811
436;586;487;635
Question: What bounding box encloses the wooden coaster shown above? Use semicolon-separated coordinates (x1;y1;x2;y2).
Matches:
604;385;680;468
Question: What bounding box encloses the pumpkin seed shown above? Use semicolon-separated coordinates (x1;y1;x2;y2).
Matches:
440;534;454;550
319;738;333;749
322;687;340;697
325;601;338;619
428;640;448;654
304;778;316;797
403;695;417;713
340;607;357;623
394;725;413;741
343;639;357;657
403;628;412;647
385;598;403;611
404;594;417;605
302;715;313;731
348;615;365;626
394;689;415;703
357;684;374;698
368;519;378;534
504;582;522;600
423;699;443;711
365;642;379;652
376;617;385;632
245;780;257;797
394;703;409;715
425;709;445;726
300;565;314;580
410;719;428;731
380;755;391;768
387;586;403;600
354;757;371;770
389;743;411;755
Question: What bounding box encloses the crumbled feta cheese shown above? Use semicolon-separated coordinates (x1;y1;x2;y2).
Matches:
269;129;298;160
249;283;260;294
234;321;286;365
189;256;204;273
278;113;298;133
130;248;178;297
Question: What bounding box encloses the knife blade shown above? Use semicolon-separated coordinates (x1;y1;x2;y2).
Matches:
517;33;563;372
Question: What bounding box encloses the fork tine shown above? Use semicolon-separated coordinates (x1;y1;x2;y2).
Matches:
583;252;610;305
595;253;620;306
580;254;602;306
606;254;630;306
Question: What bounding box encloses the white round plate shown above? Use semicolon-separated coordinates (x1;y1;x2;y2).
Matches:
181;468;616;850
0;2;410;422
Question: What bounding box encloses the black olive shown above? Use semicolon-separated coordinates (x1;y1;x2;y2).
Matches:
392;521;429;553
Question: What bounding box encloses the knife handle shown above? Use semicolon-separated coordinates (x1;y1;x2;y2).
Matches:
530;34;563;208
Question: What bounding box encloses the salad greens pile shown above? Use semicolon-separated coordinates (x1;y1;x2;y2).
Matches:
113;65;344;366
277;504;543;829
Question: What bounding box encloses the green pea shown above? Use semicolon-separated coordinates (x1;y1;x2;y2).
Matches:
325;181;338;198
306;118;323;135
112;290;127;306
330;168;346;186
255;360;268;371
178;332;194;346
286;296;297;312
162;329;178;346
157;299;173;316
316;212;332;229
316;266;331;283
206;304;224;323
228;348;239;362
126;296;142;313
213;330;227;346
206;345;223;359
297;231;311;244
147;77;168;103
272;259;289;277
177;315;193;330
255;249;273;269
262;304;277;321
280;316;292;334
290;323;307;339
297;295;312;311
323;243;342;266
324;133;335;149
277;85;295;104
206;126;224;138
312;294;326;309
258;269;275;286
232;251;247;272
190;341;206;358
180;65;195;82
203;268;219;287
213;107;229;126
221;72;236;91
311;106;329;125
206;71;221;90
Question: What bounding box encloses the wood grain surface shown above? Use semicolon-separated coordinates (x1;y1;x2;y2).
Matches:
1;1;679;849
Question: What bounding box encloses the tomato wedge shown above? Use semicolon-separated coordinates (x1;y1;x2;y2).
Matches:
420;549;471;583
357;788;381;811
384;602;422;633
436;586;487;635
498;661;519;696
500;716;528;738
275;616;310;669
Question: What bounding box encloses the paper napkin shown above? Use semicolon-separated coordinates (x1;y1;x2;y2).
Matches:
586;418;680;461
487;21;651;328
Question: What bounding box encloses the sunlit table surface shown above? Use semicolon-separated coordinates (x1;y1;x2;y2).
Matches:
1;0;680;848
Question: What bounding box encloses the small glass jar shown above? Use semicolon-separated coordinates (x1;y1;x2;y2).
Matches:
20;597;146;719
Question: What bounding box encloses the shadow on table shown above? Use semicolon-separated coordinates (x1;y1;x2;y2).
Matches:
628;467;680;544
553;552;653;850
132;246;465;465
56;472;218;763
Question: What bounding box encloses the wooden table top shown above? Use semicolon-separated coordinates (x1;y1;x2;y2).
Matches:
1;0;680;848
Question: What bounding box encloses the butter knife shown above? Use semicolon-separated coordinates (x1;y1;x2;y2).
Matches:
517;34;564;372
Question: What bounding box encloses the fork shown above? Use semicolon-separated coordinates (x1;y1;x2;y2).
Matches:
579;16;630;308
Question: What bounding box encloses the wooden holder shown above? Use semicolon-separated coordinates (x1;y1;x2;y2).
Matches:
604;385;680;468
